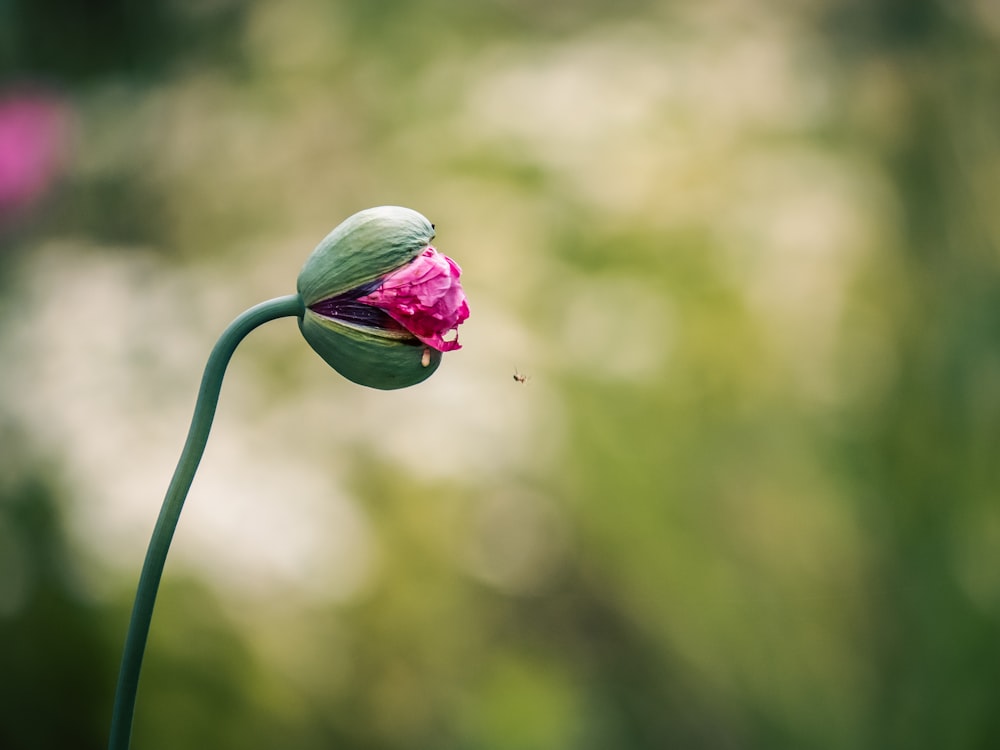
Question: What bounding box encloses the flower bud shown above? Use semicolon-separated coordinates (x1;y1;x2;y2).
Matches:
297;206;469;390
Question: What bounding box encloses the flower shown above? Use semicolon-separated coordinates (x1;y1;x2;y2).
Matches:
297;206;470;390
356;247;469;352
0;90;71;223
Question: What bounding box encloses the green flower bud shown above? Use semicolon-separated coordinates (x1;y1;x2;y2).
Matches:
109;208;468;748
298;205;435;303
297;206;469;390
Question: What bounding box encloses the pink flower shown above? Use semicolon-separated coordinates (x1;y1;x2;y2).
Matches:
357;246;470;351
0;91;71;220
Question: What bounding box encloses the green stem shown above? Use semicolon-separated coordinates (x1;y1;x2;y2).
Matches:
108;293;305;750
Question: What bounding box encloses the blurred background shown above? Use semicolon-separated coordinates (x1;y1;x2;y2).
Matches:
2;0;1000;747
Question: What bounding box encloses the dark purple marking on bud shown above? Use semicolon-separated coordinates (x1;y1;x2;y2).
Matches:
309;295;413;338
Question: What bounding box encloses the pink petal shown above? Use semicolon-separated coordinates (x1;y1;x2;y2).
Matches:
358;247;470;351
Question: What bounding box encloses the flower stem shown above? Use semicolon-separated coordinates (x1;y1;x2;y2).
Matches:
108;293;305;750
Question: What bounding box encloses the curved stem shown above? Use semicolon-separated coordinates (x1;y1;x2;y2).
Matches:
108;293;305;750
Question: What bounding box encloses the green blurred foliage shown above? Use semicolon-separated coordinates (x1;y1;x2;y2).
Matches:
0;434;114;750
2;0;1000;748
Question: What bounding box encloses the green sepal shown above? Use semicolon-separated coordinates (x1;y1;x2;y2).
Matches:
297;206;435;305
299;310;442;390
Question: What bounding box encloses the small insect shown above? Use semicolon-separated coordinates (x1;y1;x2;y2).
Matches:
513;369;529;384
421;347;432;367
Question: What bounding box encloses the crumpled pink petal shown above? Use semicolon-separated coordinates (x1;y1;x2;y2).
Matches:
358;246;470;351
